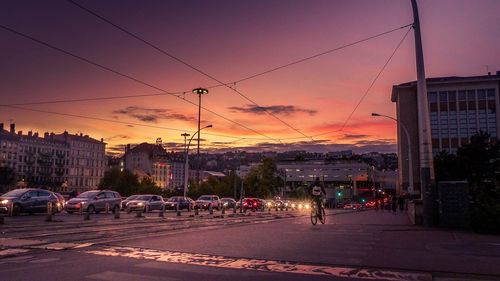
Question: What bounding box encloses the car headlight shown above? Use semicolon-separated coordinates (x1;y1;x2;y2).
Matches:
223;202;228;206
138;202;144;206
292;203;296;208
0;199;9;204
267;202;271;206
56;202;61;207
298;204;303;209
80;201;86;205
285;203;289;206
305;204;310;209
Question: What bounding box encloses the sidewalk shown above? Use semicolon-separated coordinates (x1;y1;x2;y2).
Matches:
346;210;500;278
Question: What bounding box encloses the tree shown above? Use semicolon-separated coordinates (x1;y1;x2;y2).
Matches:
434;150;464;182
456;132;500;233
0;166;16;193
243;158;281;198
138;177;162;195
434;132;500;233
99;168;140;196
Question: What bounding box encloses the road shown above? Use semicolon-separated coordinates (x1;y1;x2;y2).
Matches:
1;209;500;281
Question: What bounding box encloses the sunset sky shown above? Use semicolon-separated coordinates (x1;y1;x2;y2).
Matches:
1;0;499;155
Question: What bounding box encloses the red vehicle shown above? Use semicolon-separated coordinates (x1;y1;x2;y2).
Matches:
365;200;376;208
239;198;264;211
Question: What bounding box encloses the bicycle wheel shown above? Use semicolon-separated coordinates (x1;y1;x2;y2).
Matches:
310;205;318;225
320;207;326;224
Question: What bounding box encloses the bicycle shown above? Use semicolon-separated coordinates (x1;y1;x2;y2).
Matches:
310;199;326;225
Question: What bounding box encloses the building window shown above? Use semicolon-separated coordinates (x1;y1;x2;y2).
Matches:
467;90;476;101
428;92;437;103
448;91;456;102
439;91;447;102
487;89;495;100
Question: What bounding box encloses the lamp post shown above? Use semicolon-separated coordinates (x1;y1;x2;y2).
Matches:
183;125;212;198
181;133;190;194
192;88;209;185
371;113;414;195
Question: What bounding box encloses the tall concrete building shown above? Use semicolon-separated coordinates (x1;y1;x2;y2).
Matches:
391;71;500;195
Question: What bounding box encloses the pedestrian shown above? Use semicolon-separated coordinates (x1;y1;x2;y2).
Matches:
391;196;397;213
398;196;404;212
69;189;77;200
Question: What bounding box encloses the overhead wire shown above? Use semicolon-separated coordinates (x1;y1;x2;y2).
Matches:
312;26;413;137
0;23;279;142
0;22;412;109
66;0;314;141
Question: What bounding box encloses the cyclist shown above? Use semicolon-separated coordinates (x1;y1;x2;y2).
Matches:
309;177;326;219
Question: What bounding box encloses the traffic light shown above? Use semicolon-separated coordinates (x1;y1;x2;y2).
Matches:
337;192;342;197
361;198;366;203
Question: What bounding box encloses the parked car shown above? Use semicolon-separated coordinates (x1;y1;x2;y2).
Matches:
165;196;195;210
239;198;264;212
343;203;364;210
195;195;221;210
274;200;285;210
53;192;66;212
220;198;237;209
65;190;121;214
126;195;165;213
121;195;141;210
0;188;59;215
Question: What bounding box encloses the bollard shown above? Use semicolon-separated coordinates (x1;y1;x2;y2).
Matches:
45;202;53;222
84;210;90;221
194;206;199;216
209;204;213;215
8;202;13;217
159;204;165;217
105;203;110;214
233;206;237;214
136;210;143;218
114;207;120;219
176;202;181;216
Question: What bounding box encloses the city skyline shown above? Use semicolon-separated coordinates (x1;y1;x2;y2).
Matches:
1;0;499;155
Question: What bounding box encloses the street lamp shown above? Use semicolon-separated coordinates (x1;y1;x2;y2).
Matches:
181;133;190;192
192;88;209;184
183;124;212;197
371;112;414;195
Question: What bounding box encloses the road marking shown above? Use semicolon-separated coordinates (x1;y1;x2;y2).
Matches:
0;248;30;257
86;246;431;281
86;270;179;281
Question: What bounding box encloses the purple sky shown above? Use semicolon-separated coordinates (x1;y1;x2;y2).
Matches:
1;0;499;155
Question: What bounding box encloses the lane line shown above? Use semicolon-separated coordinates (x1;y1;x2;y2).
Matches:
85;246;431;281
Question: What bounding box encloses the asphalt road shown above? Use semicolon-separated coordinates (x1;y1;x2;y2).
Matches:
1;209;500;281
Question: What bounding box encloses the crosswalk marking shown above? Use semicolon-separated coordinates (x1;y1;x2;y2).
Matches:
86;246;431;281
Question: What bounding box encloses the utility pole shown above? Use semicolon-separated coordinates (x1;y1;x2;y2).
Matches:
181;133;190;196
233;169;237;199
192;88;208;185
411;0;436;226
